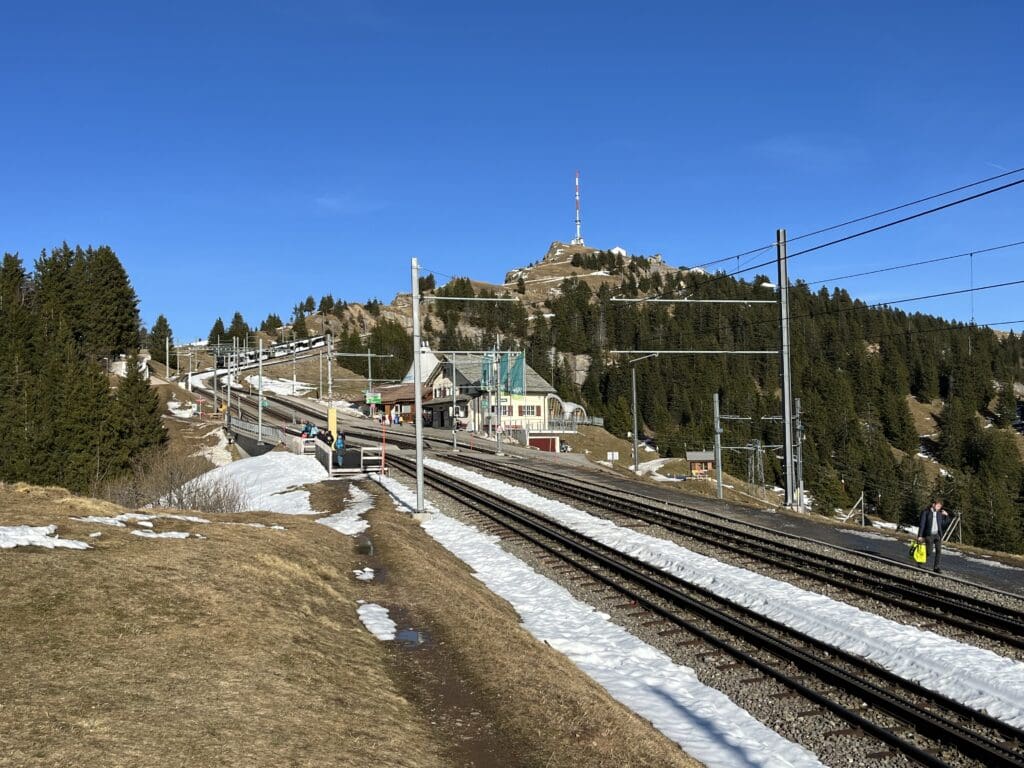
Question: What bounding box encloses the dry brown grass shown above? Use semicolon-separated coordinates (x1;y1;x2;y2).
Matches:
0;485;446;768
1;480;702;768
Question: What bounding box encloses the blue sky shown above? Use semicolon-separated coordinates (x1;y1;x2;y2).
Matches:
2;1;1022;341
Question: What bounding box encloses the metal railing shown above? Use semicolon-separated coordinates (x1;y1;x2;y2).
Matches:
228;417;285;444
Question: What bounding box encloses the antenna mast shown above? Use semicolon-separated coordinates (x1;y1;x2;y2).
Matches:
571;170;585;245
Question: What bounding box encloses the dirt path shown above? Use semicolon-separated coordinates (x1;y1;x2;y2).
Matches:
342;482;699;768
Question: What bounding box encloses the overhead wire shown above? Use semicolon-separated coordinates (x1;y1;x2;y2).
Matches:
799;240;1024;288
689;165;1024;272
685;176;1024;296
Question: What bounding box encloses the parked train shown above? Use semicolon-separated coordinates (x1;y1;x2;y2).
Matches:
214;334;330;368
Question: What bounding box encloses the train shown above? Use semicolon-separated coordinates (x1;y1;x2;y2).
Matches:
214;334;330;369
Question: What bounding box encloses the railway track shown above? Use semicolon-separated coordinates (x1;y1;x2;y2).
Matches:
387;454;1024;768
447;453;1024;653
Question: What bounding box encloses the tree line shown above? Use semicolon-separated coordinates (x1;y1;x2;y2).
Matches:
412;267;1024;552
0;245;165;493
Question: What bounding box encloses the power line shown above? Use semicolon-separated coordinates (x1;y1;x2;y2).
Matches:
687;176;1024;294
689;166;1024;272
801;240;1024;288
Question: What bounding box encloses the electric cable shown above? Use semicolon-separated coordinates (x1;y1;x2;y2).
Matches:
690;165;1024;272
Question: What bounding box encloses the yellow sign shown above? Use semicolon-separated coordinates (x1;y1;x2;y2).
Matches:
328;407;337;437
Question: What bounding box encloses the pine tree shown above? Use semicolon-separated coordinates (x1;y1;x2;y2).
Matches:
260;313;282;333
148;315;173;366
79;246;141;358
994;382;1017;428
226;311;249;341
207;317;226;345
292;314;309;339
110;355;167;470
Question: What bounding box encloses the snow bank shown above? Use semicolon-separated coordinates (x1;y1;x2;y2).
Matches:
190;452;325;514
354;567;375;581
426;459;1024;730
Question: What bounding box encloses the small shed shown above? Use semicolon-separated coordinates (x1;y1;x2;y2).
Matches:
686;450;715;478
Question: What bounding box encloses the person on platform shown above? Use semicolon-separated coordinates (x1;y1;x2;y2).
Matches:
334;431;345;467
917;498;950;573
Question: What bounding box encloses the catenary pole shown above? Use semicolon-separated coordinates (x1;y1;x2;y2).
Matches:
411;257;425;514
795;397;804;512
258;338;264;443
714;392;723;499
632;364;639;472
777;229;796;507
451;355;459;452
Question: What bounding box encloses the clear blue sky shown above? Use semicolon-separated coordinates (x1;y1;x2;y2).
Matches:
2;1;1022;341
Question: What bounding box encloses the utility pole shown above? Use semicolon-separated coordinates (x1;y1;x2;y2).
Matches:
226;340;232;418
494;350;503;455
411;257;425;514
632;364;639;472
292;332;297;398
165;337;169;381
258;338;264;443
795;397;805;512
628;353;658;473
326;333;333;407
713;392;723;499
451;355;459;452
777;228;796;507
213;346;219;415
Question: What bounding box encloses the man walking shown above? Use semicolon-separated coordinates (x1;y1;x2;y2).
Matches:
917;498;950;573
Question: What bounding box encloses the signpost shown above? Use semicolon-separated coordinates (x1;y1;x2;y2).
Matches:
365;392;382;405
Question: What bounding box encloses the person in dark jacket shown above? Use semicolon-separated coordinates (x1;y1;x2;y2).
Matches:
917;498;950;573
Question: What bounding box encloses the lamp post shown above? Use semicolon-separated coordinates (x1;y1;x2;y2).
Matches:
628;353;659;472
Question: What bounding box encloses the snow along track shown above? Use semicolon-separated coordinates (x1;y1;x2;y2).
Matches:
389;454;1024;768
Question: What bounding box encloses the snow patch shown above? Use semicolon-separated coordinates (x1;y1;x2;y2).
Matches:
0;525;90;550
131;530;193;539
357;603;397;640
353;567;375;581
244;375;314;397
317;485;374;536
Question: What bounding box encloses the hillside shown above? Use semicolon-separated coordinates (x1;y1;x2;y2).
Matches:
210;239;1024;554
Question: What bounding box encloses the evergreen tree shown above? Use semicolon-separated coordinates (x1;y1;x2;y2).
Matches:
148;315;173;366
994;382;1017;428
110;355;167;470
318;294;336;314
516;276;526;294
292;314;309;339
226;311;249;341
207;317;226;345
302;295;316;314
260;313;282;333
79;245;140;358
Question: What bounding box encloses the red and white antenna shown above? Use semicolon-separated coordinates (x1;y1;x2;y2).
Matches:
571;170;585;245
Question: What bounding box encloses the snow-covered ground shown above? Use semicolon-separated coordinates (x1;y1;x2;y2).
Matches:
189;452;326;514
377;474;823;768
192;426;232;467
0;525;90;550
167;399;196;418
317;485;374;535
244;375;314;397
424;459;1024;730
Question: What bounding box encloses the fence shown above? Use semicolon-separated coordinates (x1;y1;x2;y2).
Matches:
228;416;285;445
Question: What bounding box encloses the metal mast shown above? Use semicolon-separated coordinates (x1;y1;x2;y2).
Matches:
571;170;585;245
